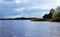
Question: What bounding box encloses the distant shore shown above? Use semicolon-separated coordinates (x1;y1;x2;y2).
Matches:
0;17;60;22
0;17;37;20
0;18;46;21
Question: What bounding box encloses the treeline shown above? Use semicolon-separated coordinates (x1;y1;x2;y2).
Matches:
43;6;60;22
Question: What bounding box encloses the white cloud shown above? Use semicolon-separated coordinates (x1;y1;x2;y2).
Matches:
15;0;29;4
1;0;60;18
14;7;26;12
28;2;58;10
15;0;21;4
0;0;14;4
28;0;60;10
0;0;29;4
5;14;23;18
55;0;60;6
27;5;56;10
0;0;59;10
0;0;2;3
6;14;30;18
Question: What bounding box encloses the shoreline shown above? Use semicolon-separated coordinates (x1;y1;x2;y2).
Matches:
0;18;60;22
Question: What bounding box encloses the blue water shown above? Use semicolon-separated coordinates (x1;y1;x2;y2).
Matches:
0;20;60;37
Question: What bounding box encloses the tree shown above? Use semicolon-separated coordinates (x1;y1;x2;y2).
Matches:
56;6;60;12
50;9;55;13
49;9;55;18
43;14;49;18
52;6;60;17
43;9;55;19
52;12;60;18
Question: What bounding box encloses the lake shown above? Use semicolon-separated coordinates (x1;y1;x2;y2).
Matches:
0;20;60;37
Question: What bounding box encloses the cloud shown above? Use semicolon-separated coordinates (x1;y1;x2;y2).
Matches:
3;0;14;2
0;4;21;18
15;0;21;4
33;4;56;10
5;14;23;18
0;0;60;18
15;0;29;4
13;7;26;12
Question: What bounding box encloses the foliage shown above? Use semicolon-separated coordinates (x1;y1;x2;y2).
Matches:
43;7;60;22
50;9;55;13
56;6;60;12
43;9;55;18
43;14;49;18
52;12;60;18
50;17;60;22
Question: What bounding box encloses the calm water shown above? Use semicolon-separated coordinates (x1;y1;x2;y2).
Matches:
0;20;60;37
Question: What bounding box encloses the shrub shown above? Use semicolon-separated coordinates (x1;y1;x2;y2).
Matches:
52;12;60;18
50;17;60;22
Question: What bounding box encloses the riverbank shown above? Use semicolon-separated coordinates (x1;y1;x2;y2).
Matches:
31;17;60;22
0;17;60;22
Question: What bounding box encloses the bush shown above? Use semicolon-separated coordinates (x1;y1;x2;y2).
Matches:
43;14;49;18
50;17;60;22
52;12;60;18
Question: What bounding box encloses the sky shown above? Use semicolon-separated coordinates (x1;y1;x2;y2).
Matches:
0;0;60;18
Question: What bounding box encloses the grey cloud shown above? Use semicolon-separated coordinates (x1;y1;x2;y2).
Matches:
0;0;51;18
3;0;14;2
0;3;21;18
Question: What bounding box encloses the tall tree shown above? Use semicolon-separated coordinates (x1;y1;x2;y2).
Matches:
49;9;55;18
56;6;60;12
52;12;60;17
43;9;55;18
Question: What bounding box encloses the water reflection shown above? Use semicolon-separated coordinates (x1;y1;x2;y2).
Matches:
0;20;60;37
50;22;60;37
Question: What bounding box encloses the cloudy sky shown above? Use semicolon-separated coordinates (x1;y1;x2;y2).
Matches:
0;0;60;18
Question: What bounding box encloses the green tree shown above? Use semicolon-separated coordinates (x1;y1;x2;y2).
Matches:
43;14;49;18
52;12;60;18
56;6;60;12
49;9;55;18
43;9;55;19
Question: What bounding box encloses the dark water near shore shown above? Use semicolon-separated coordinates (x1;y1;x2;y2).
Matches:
0;20;60;37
